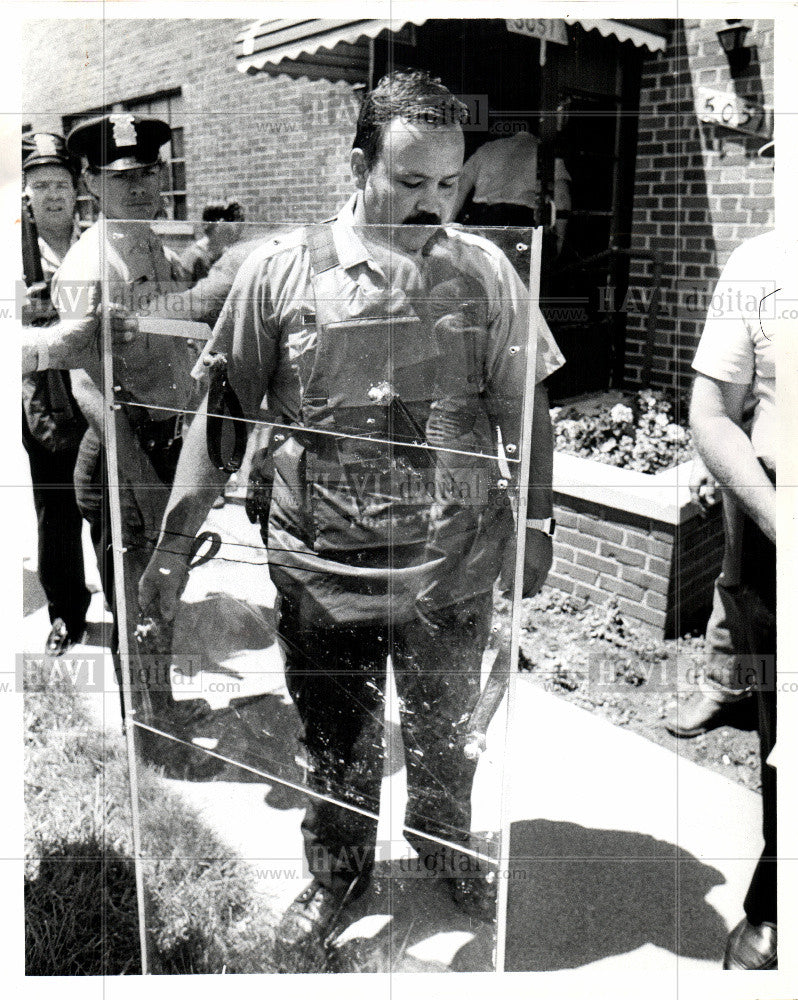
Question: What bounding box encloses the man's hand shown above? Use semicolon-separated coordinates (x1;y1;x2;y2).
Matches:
521;527;553;598
500;527;553;599
688;453;718;514
138;547;190;622
29;302;138;374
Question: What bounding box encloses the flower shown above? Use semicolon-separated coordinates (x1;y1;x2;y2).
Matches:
665;423;686;442
551;392;692;473
610;403;633;424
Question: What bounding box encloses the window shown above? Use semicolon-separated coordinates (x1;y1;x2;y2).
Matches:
62;89;186;224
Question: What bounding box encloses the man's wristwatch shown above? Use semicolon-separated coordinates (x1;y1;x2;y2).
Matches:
35;335;50;372
525;517;556;536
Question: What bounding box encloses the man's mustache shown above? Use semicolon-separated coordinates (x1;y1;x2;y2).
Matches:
402;211;441;226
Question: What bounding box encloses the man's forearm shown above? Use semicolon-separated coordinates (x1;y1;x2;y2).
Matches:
156;397;230;555
526;383;554;518
690;376;775;542
70;368;105;431
692;413;775;541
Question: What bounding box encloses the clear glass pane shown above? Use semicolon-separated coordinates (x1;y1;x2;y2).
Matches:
102;220;540;972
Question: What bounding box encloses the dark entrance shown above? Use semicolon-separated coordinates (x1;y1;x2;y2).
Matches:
372;18;648;400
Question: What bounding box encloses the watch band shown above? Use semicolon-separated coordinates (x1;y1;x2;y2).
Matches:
525;517;555;535
35;336;50;372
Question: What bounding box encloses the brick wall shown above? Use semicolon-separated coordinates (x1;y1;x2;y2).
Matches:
22;19;359;223
550;493;724;637
624;19;774;395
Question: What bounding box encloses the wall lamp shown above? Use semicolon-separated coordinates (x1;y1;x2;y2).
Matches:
716;20;751;77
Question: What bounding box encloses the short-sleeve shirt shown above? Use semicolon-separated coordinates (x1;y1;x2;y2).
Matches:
38;223;81;288
179;237;214;283
458;132;541;209
176;236;271;326
692;230;787;469
201;195;564;621
52;217;197;421
204;196;564;424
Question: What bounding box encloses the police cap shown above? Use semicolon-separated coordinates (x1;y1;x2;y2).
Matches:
66;114;171;171
22;132;78;177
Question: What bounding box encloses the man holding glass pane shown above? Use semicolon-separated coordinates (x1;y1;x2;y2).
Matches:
51;114;196;716
140;70;563;954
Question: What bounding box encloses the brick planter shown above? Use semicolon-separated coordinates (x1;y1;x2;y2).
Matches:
549;454;723;638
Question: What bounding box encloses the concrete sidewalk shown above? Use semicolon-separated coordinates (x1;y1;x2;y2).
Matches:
20;496;764;977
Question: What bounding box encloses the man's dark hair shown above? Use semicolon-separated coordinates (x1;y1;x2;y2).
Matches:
352;69;469;169
202;201;245;224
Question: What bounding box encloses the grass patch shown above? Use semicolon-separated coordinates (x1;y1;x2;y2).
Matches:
24;671;286;974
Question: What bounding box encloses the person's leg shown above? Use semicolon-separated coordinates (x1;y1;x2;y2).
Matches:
724;514;776;969
665;575;757;738
278;595;387;897
24;418;91;644
393;592;491;879
741;518;777;926
666;500;755;743
73;428;113;606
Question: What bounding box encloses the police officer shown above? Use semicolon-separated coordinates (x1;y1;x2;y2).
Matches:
52;114;196;712
140;70;564;952
21;133;91;655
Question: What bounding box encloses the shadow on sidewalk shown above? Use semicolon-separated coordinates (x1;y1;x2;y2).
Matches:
505;818;728;970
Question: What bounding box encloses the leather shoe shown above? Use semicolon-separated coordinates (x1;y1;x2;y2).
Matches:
45;618;72;656
275;878;360;962
723;918;777;970
664;693;748;738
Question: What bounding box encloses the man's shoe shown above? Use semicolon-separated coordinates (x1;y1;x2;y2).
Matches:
664;693;743;738
45;618;72;656
723;918;777;970
275;880;350;958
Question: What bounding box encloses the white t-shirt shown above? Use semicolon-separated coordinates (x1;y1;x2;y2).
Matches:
692;230;792;470
459;132;540;209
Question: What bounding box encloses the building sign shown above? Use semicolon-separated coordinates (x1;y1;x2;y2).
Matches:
696;86;772;139
506;19;569;46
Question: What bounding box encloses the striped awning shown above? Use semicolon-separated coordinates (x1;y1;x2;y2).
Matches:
235;17;668;80
566;19;668;52
236;18;428;80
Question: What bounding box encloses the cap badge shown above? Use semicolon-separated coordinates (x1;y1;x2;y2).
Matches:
34;134;59;157
109;114;137;150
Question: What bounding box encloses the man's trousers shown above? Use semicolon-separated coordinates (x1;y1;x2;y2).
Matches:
23;411;91;640
277;589;493;897
737;506;776;926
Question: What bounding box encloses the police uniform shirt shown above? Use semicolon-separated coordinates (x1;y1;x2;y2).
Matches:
52;216;196;420
204;194;563;423
458;132;541;210
201;196;564;620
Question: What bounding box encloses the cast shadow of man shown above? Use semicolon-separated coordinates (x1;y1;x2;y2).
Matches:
133;590;407;812
133;592;302;805
504;818;729;970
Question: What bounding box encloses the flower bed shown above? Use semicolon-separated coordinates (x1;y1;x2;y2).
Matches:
551;388;693;474
547;394;720;637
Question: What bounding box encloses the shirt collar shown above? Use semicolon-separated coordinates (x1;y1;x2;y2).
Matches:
330;193;451;273
330;193;372;271
37;222;80;269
